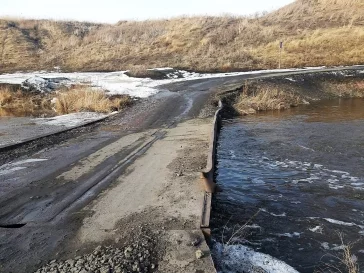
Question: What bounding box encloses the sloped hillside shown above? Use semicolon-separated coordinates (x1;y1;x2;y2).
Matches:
0;0;364;73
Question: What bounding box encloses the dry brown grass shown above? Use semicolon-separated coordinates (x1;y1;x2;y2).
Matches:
323;79;364;97
54;87;131;114
0;86;52;116
234;82;304;114
1;0;364;73
0;86;131;117
0;88;13;106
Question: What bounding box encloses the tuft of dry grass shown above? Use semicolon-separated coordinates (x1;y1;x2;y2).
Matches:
54;87;131;114
0;86;131;117
0;88;13;106
0;87;53;116
234;82;304;115
315;233;360;273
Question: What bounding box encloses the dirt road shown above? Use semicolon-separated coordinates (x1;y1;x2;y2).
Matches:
1;66;363;273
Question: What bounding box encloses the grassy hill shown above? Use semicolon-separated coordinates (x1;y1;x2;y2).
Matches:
1;0;364;74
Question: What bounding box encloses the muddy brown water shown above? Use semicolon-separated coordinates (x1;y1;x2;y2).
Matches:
0;108;53;117
211;98;364;273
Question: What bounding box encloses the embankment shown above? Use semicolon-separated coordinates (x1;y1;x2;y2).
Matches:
216;69;364;116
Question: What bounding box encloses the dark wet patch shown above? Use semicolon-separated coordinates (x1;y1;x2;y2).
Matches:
0;223;26;228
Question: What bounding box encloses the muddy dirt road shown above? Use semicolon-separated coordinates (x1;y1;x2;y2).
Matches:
1;66;363;273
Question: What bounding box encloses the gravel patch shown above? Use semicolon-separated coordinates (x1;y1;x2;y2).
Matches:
34;227;159;273
34;243;157;273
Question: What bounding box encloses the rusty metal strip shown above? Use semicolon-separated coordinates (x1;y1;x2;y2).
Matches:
200;100;223;229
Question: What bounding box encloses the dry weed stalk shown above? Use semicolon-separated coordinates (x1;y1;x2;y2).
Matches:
222;209;261;247
315;233;360;273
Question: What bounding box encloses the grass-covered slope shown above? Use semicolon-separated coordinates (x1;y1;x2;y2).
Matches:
1;0;364;73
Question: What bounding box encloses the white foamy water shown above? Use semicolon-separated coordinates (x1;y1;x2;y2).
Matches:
260;158;364;190
275;232;301;238
213;243;299;273
309;226;324;234
261;208;287;217
324;218;364;229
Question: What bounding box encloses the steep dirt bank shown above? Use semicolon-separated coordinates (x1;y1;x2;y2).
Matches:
217;69;364;116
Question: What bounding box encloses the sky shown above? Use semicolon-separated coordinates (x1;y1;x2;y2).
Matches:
0;0;294;23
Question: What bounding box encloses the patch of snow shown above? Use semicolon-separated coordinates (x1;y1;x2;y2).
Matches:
12;159;48;166
0;166;27;176
0;158;48;176
148;67;174;71
22;76;71;93
34;112;107;127
213;242;299;273
1;65;361;99
285;77;296;82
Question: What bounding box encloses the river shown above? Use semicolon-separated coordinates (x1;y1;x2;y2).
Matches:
211;98;364;273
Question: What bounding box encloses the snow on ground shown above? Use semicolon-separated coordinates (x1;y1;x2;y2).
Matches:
0;158;48;176
34;112;108;128
213;242;299;273
0;65;361;132
0;66;337;98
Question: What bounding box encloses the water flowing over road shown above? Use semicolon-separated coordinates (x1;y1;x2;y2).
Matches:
212;98;364;273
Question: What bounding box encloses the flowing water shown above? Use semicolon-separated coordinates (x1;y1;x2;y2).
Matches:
211;98;364;273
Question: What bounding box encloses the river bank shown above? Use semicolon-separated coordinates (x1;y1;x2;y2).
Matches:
216;69;364;117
